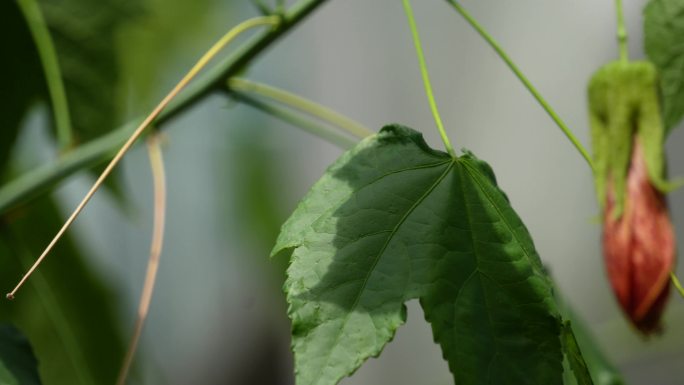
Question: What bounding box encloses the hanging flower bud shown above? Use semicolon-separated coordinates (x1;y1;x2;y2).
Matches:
588;61;677;334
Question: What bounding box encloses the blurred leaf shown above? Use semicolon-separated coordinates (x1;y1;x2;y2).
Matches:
0;196;124;385
38;0;138;144
0;0;135;203
0;0;45;176
39;0;139;202
0;324;42;385
273;125;563;385
562;307;625;385
644;0;684;133
562;321;595;385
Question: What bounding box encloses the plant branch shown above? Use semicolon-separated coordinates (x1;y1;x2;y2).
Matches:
16;0;73;149
231;91;359;149
6;15;280;299
444;0;595;171
403;0;456;158
615;0;628;62
116;134;167;385
0;0;329;215
228;77;374;139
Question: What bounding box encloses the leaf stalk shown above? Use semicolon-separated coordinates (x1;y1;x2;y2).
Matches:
444;0;595;171
228;77;374;139
615;0;629;62
403;0;456;158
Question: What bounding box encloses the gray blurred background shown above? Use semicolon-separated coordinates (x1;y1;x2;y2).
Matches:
14;0;684;383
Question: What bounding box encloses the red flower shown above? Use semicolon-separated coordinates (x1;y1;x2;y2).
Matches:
602;139;675;334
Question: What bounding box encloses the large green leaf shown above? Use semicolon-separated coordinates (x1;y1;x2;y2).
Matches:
0;325;42;385
273;125;564;385
644;0;684;133
0;196;124;385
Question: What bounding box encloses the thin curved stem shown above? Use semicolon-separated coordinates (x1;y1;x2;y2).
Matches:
16;0;73;149
615;0;628;62
671;272;684;300
232;91;359;149
228;78;374;139
0;0;329;216
6;15;280;300
116;134;167;385
444;0;595;171
403;0;456;158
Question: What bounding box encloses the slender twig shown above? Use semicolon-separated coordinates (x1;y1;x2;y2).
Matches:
231;91;359;149
116;134;167;385
0;0;329;216
6;16;280;300
403;0;456;158
444;0;595;171
615;0;628;62
16;0;73;149
228;78;374;139
671;272;684;300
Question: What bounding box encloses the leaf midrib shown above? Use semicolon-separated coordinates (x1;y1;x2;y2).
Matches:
308;159;455;385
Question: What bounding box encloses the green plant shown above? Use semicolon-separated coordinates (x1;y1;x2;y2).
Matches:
1;0;684;384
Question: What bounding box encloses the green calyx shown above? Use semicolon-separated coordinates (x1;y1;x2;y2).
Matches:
588;61;680;217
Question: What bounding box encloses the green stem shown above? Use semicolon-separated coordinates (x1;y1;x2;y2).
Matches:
232;91;359;149
403;0;456;158
16;0;73;150
444;0;595;171
615;0;628;62
671;272;684;300
228;78;374;139
0;0;328;215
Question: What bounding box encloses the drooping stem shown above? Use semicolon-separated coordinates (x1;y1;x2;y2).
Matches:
403;0;456;158
228;78;374;139
0;0;329;216
16;0;73;149
231;91;359;149
615;0;628;62
116;134;167;385
444;0;595;171
6;15;280;300
671;272;684;300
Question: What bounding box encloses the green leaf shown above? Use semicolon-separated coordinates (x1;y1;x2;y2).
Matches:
558;302;625;385
0;0;136;200
644;0;684;133
0;196;124;385
0;325;42;385
561;322;595;385
0;0;45;176
273;125;563;385
38;0;137;144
